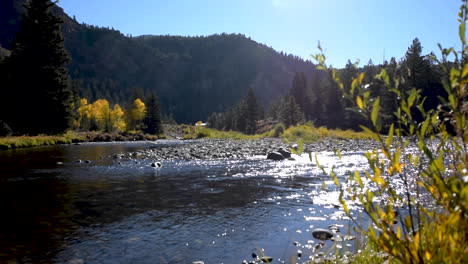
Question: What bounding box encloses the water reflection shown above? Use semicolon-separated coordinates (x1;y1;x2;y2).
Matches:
0;142;372;263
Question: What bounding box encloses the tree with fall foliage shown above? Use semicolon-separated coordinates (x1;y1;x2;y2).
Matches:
127;98;146;131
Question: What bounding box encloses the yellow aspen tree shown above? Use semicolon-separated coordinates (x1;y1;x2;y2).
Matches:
128;98;146;131
110;104;126;131
77;98;92;130
90;99;111;131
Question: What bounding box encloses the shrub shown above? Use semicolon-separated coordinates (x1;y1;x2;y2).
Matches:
272;122;285;137
312;2;468;262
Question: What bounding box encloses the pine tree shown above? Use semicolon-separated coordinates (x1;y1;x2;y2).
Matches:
290;72;309;115
3;0;73;134
143;93;163;135
279;96;305;127
244;87;262;134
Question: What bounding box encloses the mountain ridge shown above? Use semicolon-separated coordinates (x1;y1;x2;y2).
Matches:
1;0;320;123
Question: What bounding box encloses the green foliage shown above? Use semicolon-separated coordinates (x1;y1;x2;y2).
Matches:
2;0;73;135
207;88;264;134
272;122;285;137
143;92;163;135
312;2;468;262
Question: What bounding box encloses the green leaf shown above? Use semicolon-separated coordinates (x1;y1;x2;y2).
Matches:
378;68;390;86
420;116;431;136
385;123;394;148
371;97;380;126
462;64;468;78
331;171;340;188
336;149;342;159
448;94;457;108
460;21;466;45
359;125;378;139
355;171;363;188
408;89;417;108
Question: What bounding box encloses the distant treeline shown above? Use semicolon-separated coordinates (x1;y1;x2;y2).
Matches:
208;38;447;134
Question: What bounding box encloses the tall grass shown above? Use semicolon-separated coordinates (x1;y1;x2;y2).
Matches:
281;124;374;143
0;131;84;150
182;123;373;142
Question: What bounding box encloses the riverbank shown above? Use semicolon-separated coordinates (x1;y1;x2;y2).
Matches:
0;131;160;150
0;124;374;150
119;137;381;162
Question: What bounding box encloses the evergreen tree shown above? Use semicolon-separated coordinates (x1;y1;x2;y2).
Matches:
279;96;305;127
143;92;163;135
3;0;72;134
243;87;262;134
290;72;308;113
323;75;345;129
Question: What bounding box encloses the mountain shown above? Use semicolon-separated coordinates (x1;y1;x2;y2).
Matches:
1;0;320;123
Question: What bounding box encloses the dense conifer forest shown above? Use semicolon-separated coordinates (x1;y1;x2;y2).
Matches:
0;0;449;135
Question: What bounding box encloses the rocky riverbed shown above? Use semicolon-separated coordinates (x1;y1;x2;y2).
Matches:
114;138;381;162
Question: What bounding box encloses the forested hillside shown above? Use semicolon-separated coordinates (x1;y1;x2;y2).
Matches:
1;0;319;123
0;0;448;129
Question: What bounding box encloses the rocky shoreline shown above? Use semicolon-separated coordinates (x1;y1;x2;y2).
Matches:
117;138;381;162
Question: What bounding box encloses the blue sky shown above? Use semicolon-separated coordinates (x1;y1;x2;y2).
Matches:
58;0;462;68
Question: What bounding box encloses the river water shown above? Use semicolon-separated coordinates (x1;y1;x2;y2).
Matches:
0;140;371;264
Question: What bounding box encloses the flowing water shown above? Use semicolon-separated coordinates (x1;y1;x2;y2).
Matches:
0;141;372;264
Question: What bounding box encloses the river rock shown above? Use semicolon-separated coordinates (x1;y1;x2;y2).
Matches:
260;256;273;263
192;261;204;264
278;147;291;158
267;152;285;161
312;228;334;240
151;162;162;168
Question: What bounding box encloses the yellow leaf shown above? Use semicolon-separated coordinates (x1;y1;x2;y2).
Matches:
356;96;364;109
462;63;468;78
425;251;432;260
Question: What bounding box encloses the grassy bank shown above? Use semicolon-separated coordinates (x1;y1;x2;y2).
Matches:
182;123;373;142
0;124;372;150
0;131;161;150
0;131;84;150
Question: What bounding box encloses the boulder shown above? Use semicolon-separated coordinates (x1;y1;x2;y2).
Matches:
278;147;291;158
312;228;334;240
267;152;285;161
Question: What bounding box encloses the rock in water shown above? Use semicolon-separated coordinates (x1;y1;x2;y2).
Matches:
312;228;334;240
267;152;285;161
192;261;204;264
151;162;162;168
260;256;273;263
278;147;291;158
